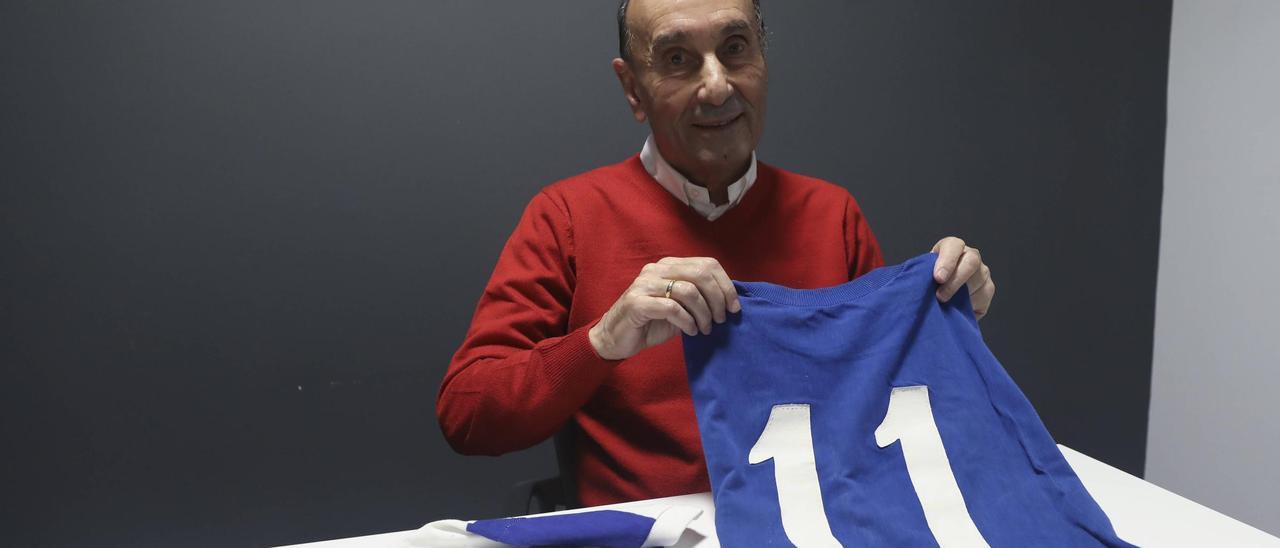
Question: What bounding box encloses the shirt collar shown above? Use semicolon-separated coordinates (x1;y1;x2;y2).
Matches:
639;134;757;221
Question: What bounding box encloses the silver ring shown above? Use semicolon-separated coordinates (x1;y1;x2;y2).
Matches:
664;279;676;299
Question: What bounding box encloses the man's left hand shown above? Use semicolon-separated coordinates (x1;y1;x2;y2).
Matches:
931;237;995;320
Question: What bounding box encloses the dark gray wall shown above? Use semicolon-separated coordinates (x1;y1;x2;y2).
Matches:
0;2;1169;546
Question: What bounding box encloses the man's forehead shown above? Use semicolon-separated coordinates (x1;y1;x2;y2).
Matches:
629;0;755;43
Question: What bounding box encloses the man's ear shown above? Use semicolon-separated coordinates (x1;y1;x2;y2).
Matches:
611;58;647;123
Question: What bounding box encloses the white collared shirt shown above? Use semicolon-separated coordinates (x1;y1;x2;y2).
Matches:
639;135;758;221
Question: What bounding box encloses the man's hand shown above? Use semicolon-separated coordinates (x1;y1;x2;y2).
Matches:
931;237;995;320
589;257;741;361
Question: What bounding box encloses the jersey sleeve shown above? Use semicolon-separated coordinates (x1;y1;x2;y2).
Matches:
843;192;885;278
436;190;618;456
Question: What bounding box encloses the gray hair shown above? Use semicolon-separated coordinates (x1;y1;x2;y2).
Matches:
617;0;767;62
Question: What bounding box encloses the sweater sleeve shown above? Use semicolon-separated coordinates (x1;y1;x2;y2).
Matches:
436;190;619;456
844;192;886;278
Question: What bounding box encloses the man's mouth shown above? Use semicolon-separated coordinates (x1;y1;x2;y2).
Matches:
693;113;743;129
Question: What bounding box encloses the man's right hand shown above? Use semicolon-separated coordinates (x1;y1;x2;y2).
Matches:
588;257;742;361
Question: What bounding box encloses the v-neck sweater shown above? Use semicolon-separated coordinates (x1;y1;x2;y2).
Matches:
436;154;884;506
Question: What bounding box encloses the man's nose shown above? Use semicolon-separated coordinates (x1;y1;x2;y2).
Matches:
696;54;734;107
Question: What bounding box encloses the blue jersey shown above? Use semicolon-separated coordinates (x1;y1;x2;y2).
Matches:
682;253;1132;547
413;506;703;547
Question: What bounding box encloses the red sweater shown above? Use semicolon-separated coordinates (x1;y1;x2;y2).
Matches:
436;155;884;507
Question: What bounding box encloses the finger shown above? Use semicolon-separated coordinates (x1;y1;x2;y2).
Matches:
937;247;981;301
648;276;714;335
931;237;966;283
655;260;728;325
670;279;715;334
704;259;741;314
681;257;739;316
972;277;995;320
635;295;698;337
968;263;991;295
937;247;981;302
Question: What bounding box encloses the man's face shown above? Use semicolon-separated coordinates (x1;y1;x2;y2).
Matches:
615;0;768;184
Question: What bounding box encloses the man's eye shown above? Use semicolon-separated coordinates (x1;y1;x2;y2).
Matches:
725;40;746;55
669;52;686;65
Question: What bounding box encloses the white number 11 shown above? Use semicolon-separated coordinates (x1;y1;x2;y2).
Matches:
749;386;990;548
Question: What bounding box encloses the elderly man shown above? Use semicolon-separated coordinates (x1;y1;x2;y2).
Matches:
436;0;995;508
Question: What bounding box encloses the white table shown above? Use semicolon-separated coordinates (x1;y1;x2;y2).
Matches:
283;445;1279;547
